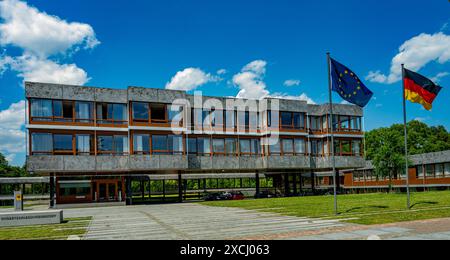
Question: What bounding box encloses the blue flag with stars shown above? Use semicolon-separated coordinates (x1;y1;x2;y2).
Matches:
330;58;373;107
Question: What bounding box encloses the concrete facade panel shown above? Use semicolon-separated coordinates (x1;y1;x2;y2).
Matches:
95;88;128;103
62;85;96;101
25;82;63;99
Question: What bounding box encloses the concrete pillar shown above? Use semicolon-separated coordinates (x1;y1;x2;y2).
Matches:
126;176;132;205
293;173;297;196
335;169;340;192
49;173;55;208
311;172;315;194
255;172;260;199
299;173;304;194
284;173;290;197
141;180;145;201
178;173;183;203
162;180;166;202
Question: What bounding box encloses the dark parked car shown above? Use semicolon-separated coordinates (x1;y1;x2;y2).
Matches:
230;191;245;200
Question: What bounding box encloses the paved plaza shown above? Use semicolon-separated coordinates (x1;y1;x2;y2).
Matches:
3;203;450;240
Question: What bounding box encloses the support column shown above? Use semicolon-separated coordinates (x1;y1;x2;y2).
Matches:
255;172;260;199
311;172;315;194
141;180;145;201
178;173;183;203
21;183;25;210
126;176;132;205
162;180;166;202
335;169;341;192
293;173;297;196
299;173;304;194
284;173;290;197
49;173;55;208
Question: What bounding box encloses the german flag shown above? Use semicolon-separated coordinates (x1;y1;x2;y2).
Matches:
404;68;442;111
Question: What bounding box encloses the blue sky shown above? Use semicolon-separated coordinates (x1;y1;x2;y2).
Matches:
0;0;449;166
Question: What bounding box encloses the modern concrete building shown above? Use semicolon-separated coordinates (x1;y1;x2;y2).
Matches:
342;150;450;191
25;81;366;207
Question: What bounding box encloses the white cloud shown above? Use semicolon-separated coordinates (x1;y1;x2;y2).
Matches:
283;79;301;87
270;92;316;105
233;60;269;99
431;72;449;83
217;69;227;75
0;0;100;58
0;100;26;156
366;32;450;84
242;60;266;75
165;68;219;91
0;0;98;87
365;70;387;83
5;54;89;85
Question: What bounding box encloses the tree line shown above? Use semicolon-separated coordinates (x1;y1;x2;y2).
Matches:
365;120;450;189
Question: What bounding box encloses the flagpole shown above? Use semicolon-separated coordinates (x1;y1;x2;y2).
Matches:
402;64;411;209
327;52;338;215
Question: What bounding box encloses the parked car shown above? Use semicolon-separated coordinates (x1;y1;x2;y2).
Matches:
204;193;223;201
230;191;245;200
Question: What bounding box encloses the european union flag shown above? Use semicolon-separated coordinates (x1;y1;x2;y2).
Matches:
330;58;373;107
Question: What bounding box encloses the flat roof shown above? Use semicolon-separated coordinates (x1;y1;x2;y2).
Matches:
0;177;49;184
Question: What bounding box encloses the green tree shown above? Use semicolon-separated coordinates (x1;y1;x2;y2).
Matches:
365;121;449;191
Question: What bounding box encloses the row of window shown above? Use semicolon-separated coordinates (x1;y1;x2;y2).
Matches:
353;163;450;182
29;98;362;132
30;99;128;125
30;132;363;157
419;163;450;179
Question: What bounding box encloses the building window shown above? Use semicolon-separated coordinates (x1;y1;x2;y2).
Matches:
168;105;183;126
53;134;73;155
240;139;251;155
150;104;167;123
269;141;281;155
97;135;128;155
213;138;226;155
198;137;211;155
310;140;323;156
280;112;304;130
426;164;435;178
152;135;168;154
151;135;183;155
282;139;294;155
251;139;261;155
97;103;127;125
30;99;53;120
445;163;450;177
31;133;53;155
187;138;198;154
310;116;322;131
225;138;237;155
352;140;361;156
294;139;306;154
133;134;150;154
76;135;92;155
62;101;74;121
75;102;94;123
132;102;149;122
169;135;183;154
435;164;445;178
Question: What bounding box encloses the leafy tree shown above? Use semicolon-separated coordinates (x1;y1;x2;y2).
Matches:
0;152;27;177
365;121;450;191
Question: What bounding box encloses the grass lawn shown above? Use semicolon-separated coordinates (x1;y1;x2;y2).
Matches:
0;217;92;240
202;191;450;225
